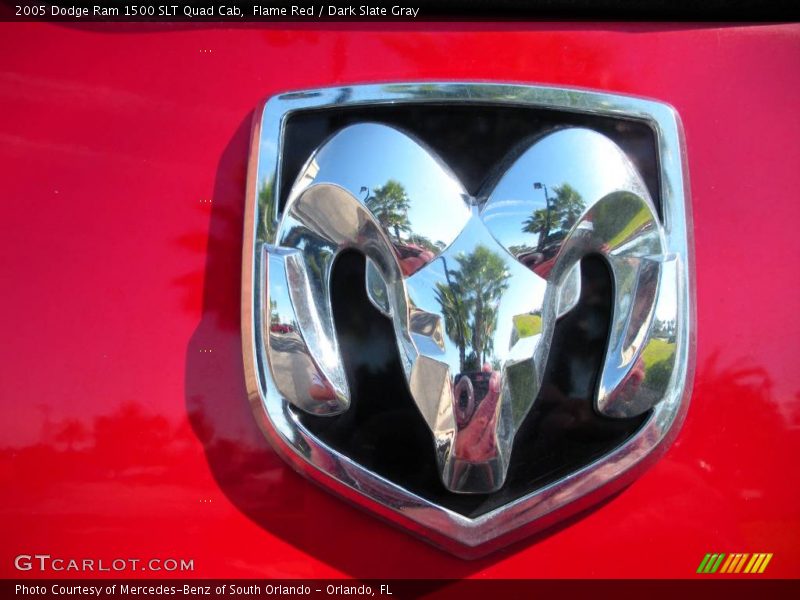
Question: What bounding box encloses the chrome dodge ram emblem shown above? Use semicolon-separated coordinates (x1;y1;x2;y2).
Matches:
242;83;693;555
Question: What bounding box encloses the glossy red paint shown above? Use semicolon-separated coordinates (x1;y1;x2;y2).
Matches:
0;23;798;579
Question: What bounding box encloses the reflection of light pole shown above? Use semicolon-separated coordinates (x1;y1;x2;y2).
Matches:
360;186;370;203
533;182;551;250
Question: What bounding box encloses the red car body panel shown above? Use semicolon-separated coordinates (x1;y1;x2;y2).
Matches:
1;22;798;578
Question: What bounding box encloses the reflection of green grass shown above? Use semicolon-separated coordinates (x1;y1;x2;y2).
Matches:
642;338;675;389
507;360;536;427
642;338;674;367
513;314;542;337
608;205;650;247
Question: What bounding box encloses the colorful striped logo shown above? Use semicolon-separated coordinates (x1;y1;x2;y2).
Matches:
697;553;773;574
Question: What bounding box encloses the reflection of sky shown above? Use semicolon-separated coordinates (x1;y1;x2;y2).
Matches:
654;257;679;324
481;128;647;254
291;123;471;249
405;216;547;370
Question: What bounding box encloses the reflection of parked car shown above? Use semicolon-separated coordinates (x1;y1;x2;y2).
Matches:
517;244;560;277
269;323;293;334
394;242;436;276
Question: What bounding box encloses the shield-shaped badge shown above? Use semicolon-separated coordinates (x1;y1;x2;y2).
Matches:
242;83;694;556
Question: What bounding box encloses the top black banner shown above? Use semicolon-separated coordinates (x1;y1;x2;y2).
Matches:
2;0;800;22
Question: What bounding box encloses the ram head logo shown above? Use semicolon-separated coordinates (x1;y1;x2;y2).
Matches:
262;123;678;494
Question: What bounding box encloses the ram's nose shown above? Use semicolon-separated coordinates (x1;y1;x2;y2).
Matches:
443;368;512;493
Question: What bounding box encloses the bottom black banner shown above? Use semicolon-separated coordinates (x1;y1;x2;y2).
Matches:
4;579;800;599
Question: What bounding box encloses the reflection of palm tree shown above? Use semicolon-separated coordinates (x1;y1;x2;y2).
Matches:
523;183;586;251
435;246;510;372
406;233;440;253
435;276;471;371
364;179;412;239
